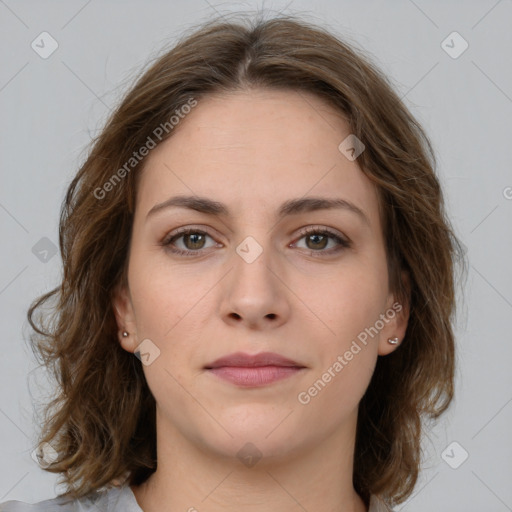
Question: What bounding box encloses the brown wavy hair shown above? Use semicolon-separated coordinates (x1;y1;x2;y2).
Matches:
27;12;464;507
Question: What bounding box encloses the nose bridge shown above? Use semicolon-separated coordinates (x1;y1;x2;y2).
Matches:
232;231;278;298
220;230;290;327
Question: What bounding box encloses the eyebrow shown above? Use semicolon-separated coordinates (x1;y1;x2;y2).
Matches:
146;194;370;226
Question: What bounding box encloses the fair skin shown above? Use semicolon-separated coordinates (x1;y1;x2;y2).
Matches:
113;88;409;512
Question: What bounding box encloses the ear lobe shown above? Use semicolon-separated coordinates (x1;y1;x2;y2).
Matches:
112;284;138;353
378;271;411;356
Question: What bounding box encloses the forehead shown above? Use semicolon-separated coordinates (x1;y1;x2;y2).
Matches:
136;88;381;230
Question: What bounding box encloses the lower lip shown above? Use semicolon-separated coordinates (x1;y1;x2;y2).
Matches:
206;366;304;387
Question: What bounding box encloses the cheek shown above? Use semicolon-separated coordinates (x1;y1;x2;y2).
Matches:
298;260;388;348
295;266;385;410
128;249;212;337
127;261;209;415
127;254;222;386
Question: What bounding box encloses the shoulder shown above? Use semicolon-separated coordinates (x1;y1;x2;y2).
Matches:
0;494;73;512
0;485;141;512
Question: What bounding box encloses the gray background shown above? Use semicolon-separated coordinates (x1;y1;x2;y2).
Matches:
1;1;511;510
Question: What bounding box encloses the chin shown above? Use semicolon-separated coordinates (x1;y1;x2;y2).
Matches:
199;430;308;468
193;407;316;464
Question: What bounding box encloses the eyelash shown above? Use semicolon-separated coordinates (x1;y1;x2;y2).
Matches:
162;225;351;258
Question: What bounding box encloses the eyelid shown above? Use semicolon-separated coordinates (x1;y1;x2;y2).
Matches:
292;225;349;244
162;225;221;245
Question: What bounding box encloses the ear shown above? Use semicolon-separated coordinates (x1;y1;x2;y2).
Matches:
378;271;411;356
112;282;138;353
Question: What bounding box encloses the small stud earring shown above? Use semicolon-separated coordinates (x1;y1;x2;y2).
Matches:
122;331;129;337
387;337;399;345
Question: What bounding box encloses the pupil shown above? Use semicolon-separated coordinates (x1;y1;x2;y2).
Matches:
186;233;204;249
307;234;327;250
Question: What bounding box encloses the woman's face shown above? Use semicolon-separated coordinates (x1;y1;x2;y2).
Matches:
114;88;408;463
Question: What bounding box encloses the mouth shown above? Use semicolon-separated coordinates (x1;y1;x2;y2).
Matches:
204;351;306;387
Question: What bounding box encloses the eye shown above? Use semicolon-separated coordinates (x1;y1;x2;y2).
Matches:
292;226;350;255
161;225;350;258
162;227;219;256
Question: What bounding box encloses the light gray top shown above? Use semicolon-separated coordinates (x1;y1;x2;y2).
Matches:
0;484;393;511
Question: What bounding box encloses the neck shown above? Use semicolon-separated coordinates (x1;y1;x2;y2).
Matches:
131;408;367;512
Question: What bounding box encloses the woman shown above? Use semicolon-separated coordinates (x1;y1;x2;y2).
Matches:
1;12;463;512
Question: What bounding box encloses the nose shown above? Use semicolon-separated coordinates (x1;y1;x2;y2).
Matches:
219;239;291;330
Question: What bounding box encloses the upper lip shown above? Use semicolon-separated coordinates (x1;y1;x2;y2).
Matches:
204;351;305;369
